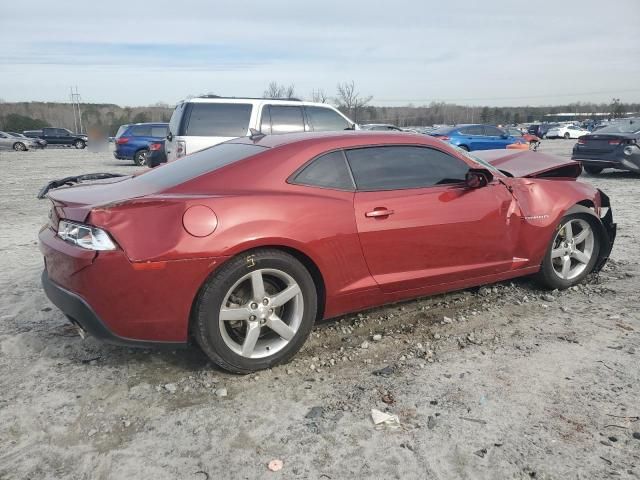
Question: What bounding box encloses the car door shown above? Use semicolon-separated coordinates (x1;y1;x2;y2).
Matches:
461;125;485;150
483;126;508;149
42;128;57;144
304;106;351;132
0;132;11;148
264;105;306;134
348;145;516;293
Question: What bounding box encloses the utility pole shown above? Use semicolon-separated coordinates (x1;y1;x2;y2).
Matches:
69;86;84;133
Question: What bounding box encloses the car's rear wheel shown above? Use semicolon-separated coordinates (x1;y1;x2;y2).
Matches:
133;149;148;166
74;139;86;149
193;249;317;373
584;165;603;175
564;132;570;139
536;213;601;289
13;142;27;151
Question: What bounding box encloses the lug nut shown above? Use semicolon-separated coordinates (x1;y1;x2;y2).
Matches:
262;298;269;305
269;308;273;313
250;303;258;309
249;315;256;321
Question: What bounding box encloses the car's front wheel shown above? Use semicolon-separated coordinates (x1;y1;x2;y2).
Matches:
74;139;86;149
193;249;318;373
536;213;601;289
564;132;571;139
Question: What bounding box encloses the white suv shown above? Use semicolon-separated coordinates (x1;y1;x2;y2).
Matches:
165;96;356;161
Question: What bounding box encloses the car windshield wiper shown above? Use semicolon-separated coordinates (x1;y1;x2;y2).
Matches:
37;173;128;199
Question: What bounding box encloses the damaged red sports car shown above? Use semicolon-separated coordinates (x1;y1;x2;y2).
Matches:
39;132;616;373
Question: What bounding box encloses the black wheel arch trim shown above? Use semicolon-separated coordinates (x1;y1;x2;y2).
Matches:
564;192;616;273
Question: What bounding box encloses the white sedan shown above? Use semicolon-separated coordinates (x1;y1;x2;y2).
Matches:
546;125;590;139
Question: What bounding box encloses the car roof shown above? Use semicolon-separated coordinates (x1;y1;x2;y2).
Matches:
227;130;436;150
181;97;336;108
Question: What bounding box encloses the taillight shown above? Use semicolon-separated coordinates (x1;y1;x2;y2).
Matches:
115;137;129;144
176;140;186;159
149;143;162;151
577;138;587;144
608;139;621;145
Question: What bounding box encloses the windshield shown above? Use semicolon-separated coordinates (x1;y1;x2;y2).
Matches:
452;146;502;175
594;121;640;134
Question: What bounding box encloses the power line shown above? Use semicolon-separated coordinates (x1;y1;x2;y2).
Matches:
69;86;84;133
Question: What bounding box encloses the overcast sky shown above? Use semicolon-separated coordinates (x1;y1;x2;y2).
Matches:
1;0;639;107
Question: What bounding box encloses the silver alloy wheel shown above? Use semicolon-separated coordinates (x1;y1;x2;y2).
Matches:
138;151;148;166
550;219;595;280
218;268;304;359
14;142;26;151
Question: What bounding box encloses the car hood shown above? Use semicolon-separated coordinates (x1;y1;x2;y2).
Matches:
473;150;582;179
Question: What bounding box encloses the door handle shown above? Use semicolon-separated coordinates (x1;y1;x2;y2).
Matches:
365;208;394;218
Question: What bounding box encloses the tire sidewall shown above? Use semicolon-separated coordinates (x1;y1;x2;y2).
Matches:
134;150;148;166
539;213;601;289
195;251;317;372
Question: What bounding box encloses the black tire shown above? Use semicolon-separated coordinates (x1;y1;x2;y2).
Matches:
13;142;26;151
458;145;470;151
193;249;318;373
536;213;601;290
133;149;148;166
564;132;570;139
583;165;603;175
74;139;86;149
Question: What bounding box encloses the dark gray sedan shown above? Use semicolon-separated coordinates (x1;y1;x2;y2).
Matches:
572;118;640;174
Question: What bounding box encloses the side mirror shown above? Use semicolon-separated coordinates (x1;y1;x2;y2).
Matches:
500;133;509;139
465;168;493;189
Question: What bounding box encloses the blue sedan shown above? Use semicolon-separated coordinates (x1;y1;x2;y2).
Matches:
429;124;522;151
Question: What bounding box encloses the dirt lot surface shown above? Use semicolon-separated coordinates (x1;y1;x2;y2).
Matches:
1;141;639;480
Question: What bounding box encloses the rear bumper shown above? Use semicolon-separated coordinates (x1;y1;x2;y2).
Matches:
42;270;185;349
39;226;224;344
147;149;167;168
573;144;640;173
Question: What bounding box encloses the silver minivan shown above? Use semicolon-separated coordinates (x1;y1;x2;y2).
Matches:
165;97;356;162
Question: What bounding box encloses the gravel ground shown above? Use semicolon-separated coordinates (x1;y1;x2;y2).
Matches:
0;140;639;480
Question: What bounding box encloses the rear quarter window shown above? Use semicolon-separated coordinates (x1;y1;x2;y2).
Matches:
185;103;252;137
291;151;354;191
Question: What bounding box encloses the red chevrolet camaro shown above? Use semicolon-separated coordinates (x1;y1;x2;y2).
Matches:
39;132;616;373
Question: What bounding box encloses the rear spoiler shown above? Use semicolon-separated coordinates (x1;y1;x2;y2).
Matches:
37;173;127;199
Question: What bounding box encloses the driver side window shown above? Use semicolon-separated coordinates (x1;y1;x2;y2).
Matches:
345;146;468;191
